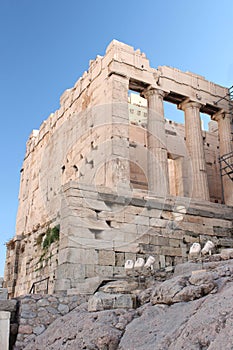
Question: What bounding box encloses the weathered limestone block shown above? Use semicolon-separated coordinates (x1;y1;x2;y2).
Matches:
174;262;204;277
98;250;115;266
59;248;98;265
67;276;103;295
95;265;114;278
56;263;86;281
99;280;138;294
88;291;135;312
220;248;233;260
115;252;125;267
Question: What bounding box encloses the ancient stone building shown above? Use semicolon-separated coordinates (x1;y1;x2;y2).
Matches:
4;40;233;297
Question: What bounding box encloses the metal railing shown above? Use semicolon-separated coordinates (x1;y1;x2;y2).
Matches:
29;277;49;294
219;151;233;181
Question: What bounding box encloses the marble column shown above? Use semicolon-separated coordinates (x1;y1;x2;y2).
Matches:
179;100;210;201
143;88;169;196
213;111;233;206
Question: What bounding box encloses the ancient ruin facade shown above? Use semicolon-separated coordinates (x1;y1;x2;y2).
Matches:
4;40;233;297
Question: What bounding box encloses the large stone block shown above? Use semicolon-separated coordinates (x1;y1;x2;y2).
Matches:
95;265;114;277
0;289;8;300
0;300;17;314
56;263;86;280
88;291;135;312
150;218;169;228
54;278;71;292
59;247;98;265
98;250;115;266
115;252;125;267
67;276;103;295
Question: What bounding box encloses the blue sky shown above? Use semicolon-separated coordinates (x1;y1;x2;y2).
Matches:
0;0;233;276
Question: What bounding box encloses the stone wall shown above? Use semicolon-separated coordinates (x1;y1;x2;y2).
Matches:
0;293;88;350
5;225;60;298
55;182;233;295
14;294;88;350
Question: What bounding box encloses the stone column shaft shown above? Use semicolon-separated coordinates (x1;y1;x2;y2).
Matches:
143;88;169;196
180;100;210;201
213;111;233;206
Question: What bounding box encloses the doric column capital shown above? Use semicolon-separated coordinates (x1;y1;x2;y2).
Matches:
141;87;166;100
178;99;202;111
212;109;232;122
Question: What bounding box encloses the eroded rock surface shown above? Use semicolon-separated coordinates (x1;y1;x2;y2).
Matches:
23;303;135;350
22;259;233;350
119;281;233;350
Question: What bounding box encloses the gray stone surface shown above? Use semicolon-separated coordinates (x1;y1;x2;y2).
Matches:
174;261;203;276
0;299;17;313
88;292;135;312
119;280;233;350
150;273;216;305
99;280;138;294
23;304;135;350
67;276;103;295
0;288;8;300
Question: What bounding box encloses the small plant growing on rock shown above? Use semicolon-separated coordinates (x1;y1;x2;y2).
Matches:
42;225;60;250
6;238;15;250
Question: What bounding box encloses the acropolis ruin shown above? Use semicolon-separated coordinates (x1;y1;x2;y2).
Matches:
4;40;233;297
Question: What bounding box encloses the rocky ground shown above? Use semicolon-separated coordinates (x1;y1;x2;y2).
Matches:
23;258;233;350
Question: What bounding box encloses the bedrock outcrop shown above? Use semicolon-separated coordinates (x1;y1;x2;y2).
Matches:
23;259;233;350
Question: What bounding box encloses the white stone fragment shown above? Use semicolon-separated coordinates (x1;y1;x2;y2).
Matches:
134;258;145;269
124;260;134;270
144;256;155;268
201;240;215;255
189;243;201;256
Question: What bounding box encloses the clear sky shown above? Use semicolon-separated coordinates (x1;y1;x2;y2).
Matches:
0;0;233;276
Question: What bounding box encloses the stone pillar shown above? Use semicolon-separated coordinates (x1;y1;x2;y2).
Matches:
0;311;10;350
97;73;131;193
213;111;233;206
142;88;169;196
179;100;210;201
